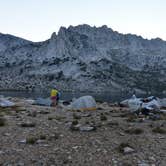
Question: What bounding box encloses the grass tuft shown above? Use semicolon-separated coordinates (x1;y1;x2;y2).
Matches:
152;127;166;134
0;117;6;127
124;128;144;135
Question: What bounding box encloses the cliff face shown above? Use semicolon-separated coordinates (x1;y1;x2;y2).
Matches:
0;25;166;94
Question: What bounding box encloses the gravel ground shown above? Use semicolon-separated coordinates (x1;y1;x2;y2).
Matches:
0;98;166;166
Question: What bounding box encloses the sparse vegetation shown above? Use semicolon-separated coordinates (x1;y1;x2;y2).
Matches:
39;134;47;140
72;120;79;126
0;117;6;126
152;127;166;134
26;136;38;144
85;121;90;125
100;113;107;121
124;128;144;135
15;107;27;113
73;113;82;120
54;115;66;121
159;114;166;120
48;116;54;120
117;142;131;153
126;114;137;122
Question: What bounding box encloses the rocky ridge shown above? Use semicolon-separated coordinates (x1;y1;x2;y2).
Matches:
0;25;166;93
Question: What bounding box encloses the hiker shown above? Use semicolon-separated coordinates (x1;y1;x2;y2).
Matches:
50;87;60;107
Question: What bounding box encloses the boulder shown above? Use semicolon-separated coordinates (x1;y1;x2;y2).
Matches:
70;96;96;111
128;95;142;112
0;98;15;107
142;99;160;111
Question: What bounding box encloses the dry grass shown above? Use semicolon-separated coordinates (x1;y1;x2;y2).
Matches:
0;117;6;127
126;114;138;122
26;136;38;144
100;113;107;121
124;128;144;135
73;113;82;120
72;120;79;125
152;127;166;134
39;134;47;140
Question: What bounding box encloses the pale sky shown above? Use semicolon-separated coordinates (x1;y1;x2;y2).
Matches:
0;0;165;41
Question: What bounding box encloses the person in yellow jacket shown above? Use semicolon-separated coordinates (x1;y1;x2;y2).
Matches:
50;87;59;107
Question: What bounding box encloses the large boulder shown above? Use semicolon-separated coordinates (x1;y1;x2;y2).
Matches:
70;96;96;111
142;99;160;111
0;98;15;107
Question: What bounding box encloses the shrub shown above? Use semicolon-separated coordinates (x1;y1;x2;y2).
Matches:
0;117;6;126
100;113;107;121
26;136;37;144
124;128;144;135
152;127;166;134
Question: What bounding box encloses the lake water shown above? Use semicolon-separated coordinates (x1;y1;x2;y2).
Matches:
0;90;133;102
0;91;165;102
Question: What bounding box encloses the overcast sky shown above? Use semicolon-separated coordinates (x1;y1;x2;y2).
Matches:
0;0;165;41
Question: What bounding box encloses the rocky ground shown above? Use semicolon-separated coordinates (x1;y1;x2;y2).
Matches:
0;98;166;166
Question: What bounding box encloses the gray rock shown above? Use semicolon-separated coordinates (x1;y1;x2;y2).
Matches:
69;124;81;131
20;121;36;127
79;126;96;132
18;139;27;144
138;162;150;166
123;147;135;154
36;139;46;144
0;150;5;154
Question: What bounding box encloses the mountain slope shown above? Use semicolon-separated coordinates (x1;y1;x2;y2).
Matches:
0;25;166;94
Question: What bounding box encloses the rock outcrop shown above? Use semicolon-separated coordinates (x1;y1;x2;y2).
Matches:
0;25;166;94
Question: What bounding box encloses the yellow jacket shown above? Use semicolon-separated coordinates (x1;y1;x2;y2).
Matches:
51;89;58;97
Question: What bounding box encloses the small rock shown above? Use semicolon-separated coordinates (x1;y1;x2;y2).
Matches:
119;132;125;136
18;139;26;144
159;136;165;139
72;146;79;150
112;158;118;165
27;111;37;117
79;126;96;132
123;147;135;154
20;121;36;127
16;162;25;166
15;107;26;112
41;144;50;147
36;139;46;144
48;133;59;140
0;151;5;154
107;121;119;126
68;155;72;160
26;99;35;105
3;133;11;136
69;124;81;131
82;113;91;117
62;101;71;105
149;114;161;121
138;162;150;166
39;110;50;114
149;156;156;162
